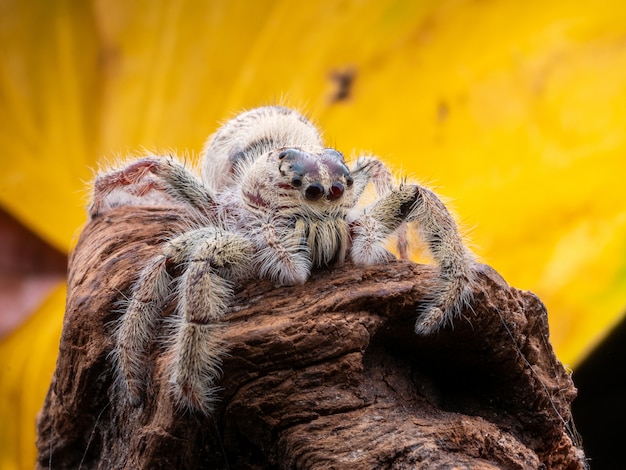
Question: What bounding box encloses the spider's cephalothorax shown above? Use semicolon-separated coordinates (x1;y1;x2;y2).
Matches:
91;106;476;414
223;145;360;285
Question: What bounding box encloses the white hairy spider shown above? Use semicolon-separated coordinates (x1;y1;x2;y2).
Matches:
90;106;476;414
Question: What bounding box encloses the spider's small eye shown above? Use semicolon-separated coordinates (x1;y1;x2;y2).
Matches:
323;148;344;162
305;183;325;201
279;148;300;160
345;175;354;187
291;176;303;188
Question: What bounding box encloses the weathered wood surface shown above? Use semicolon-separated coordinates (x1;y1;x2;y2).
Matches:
36;206;586;469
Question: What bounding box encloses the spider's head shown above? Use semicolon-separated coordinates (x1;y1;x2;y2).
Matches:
240;146;355;214
274;147;354;206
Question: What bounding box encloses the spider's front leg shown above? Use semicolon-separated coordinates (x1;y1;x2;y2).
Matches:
349;185;417;266
350;182;475;334
350;156;394;201
350;156;411;259
164;227;253;413
405;185;476;334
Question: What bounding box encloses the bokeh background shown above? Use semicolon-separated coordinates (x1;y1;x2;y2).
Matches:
1;0;625;468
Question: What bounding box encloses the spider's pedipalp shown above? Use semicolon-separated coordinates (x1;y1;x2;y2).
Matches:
254;218;312;286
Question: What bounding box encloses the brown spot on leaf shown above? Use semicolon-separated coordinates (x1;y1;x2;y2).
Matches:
329;67;356;103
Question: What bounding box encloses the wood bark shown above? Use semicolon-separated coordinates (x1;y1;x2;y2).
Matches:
36;206;587;469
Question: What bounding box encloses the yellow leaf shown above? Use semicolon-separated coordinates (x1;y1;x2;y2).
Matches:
0;283;65;470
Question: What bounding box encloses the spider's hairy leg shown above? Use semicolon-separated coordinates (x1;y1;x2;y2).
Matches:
91;156;217;219
406;185;476;335
350;156;394;202
90;158;165;217
350;156;410;259
164;227;253;413
143;157;216;216
116;254;172;407
349;185;418;266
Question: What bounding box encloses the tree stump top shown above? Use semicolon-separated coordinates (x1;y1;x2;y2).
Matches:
36;206;587;469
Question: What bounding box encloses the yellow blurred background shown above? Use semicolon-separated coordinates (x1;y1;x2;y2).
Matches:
1;0;625;468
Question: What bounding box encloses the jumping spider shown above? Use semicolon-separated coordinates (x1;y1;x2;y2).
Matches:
91;106;476;414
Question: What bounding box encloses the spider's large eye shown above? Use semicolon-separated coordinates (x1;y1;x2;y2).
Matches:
305;183;325;201
328;182;344;200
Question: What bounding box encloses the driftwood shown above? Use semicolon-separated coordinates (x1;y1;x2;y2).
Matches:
37;206;586;469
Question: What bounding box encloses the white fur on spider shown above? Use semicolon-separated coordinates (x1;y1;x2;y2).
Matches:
201;106;323;195
93;105;476;414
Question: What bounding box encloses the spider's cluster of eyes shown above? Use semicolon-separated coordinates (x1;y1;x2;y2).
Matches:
277;147;353;201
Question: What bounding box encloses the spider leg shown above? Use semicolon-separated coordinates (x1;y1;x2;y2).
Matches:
349;185;418;266
350;156;394;200
144;157;216;217
116;254;172;407
350;181;475;334
90;159;166;217
350;156;410;259
164;227;253;413
405;185;476;335
90;157;217;219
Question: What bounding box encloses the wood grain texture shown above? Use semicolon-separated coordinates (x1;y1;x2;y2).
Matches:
36;206;586;469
